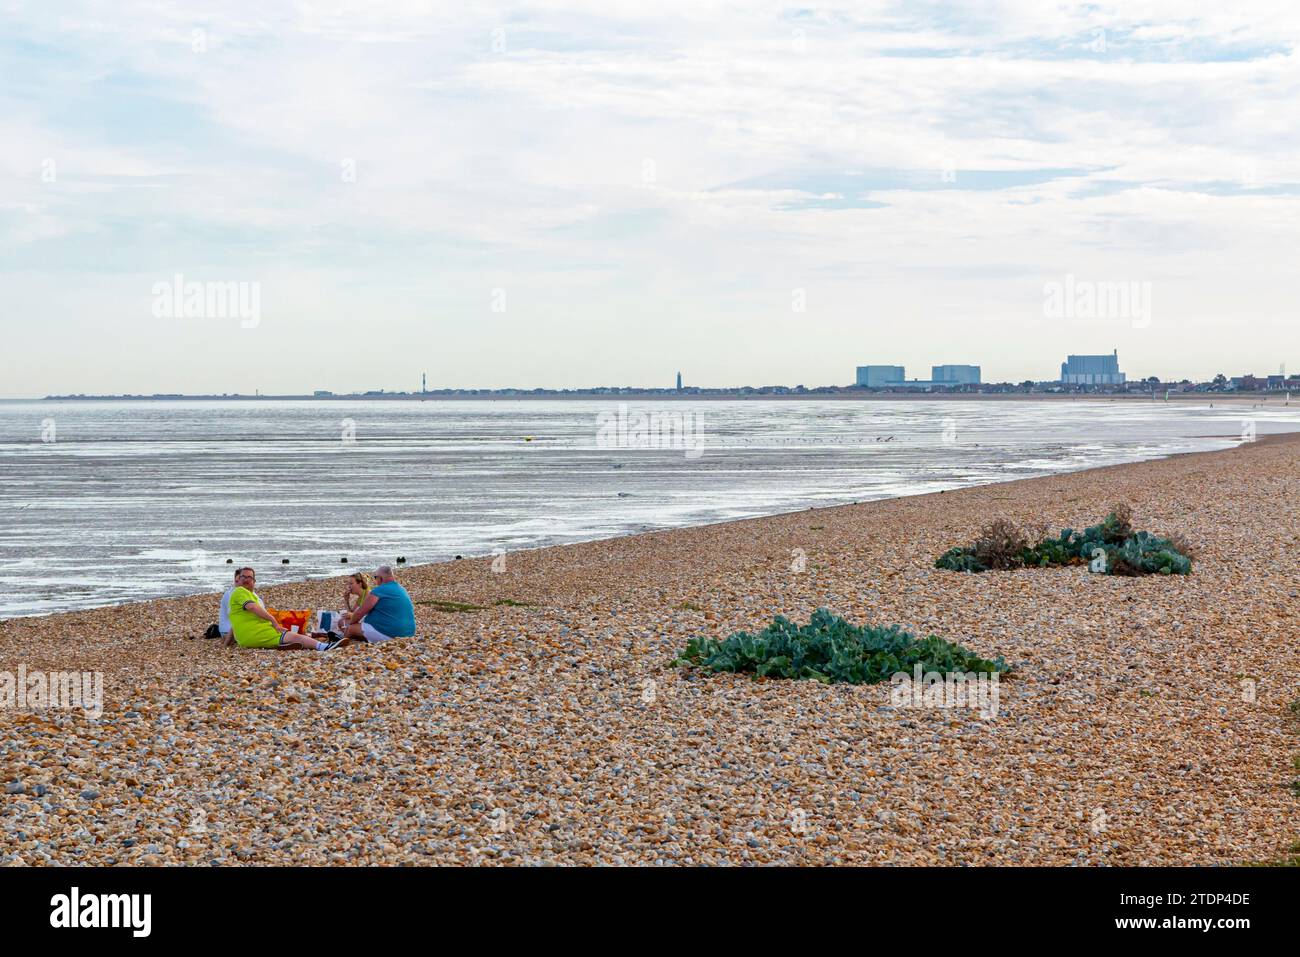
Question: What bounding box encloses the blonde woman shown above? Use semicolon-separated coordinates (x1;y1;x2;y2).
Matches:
335;572;370;632
344;572;371;613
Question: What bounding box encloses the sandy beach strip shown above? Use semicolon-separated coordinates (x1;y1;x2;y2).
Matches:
1;433;1298;865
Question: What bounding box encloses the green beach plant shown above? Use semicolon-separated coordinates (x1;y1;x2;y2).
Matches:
934;506;1193;576
672;608;1010;685
934;546;985;573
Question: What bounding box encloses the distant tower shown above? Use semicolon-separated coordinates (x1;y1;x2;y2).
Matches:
676;371;682;391
422;372;426;394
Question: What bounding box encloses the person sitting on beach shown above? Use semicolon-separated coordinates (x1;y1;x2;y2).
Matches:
336;572;371;631
340;564;415;645
229;567;338;651
217;568;240;642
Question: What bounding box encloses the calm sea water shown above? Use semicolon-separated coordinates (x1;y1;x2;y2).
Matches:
1;398;1296;617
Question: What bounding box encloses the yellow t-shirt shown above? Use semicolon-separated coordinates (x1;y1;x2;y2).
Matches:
228;587;281;648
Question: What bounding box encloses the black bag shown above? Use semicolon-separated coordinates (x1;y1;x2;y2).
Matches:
203;623;221;640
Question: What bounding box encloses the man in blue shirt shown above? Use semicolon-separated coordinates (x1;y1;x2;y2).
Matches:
343;564;416;644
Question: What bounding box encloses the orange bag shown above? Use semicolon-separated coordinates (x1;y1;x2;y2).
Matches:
267;608;313;633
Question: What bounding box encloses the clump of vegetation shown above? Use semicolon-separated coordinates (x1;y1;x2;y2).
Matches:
416;597;535;612
672;608;1010;685
935;505;1192;576
933;546;984;573
417;599;486;612
971;519;1032;570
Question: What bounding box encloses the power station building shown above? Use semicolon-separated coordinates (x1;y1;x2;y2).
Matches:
931;364;981;385
855;364;980;389
1060;350;1125;385
855;365;906;388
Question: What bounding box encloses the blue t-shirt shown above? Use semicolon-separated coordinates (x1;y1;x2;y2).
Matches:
365;581;416;638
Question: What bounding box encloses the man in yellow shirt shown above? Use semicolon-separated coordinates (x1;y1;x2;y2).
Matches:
228;567;338;651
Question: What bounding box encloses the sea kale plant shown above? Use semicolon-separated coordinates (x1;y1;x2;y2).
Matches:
935;504;1193;576
672;608;1011;685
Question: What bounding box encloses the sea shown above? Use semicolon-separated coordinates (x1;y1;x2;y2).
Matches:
1;397;1296;617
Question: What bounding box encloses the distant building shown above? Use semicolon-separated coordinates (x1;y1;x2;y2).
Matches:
676;371;682;391
313;390;334;397
856;365;905;388
1060;350;1125;385
931;364;981;385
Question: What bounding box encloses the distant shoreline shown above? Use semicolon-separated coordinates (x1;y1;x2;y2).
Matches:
20;392;1292;403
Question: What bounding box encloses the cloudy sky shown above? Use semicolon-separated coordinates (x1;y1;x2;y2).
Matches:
3;1;1298;396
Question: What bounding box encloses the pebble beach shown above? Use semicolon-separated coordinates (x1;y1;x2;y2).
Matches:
2;433;1299;866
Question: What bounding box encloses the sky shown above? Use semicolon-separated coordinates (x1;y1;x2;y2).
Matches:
2;0;1299;396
